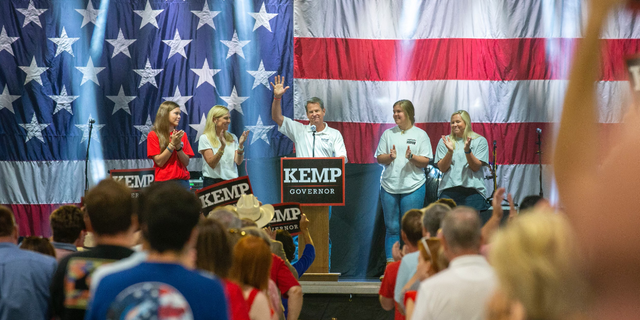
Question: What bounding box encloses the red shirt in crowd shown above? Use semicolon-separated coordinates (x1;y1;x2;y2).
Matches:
147;130;194;181
379;260;404;320
270;254;299;298
223;279;251;320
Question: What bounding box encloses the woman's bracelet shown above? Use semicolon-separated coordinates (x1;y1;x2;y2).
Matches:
273;97;281;101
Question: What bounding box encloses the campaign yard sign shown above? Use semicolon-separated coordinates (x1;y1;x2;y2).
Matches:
196;176;253;214
281;157;345;205
109;168;155;198
269;203;302;236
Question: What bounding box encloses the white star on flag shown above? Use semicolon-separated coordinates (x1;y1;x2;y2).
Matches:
163;87;192;115
49;27;80;57
75;115;105;144
248;3;278;32
16;0;47;28
76;57;105;86
134;0;164;29
0;27;19;56
220;30;250;59
162;30;192;59
191;0;221;30
245;115;274;145
19;114;49;143
107;86;137;115
19;56;48;86
49;85;79;115
189;114;207;142
191;58;220;89
0;85;21;114
106;29;136;58
134;115;154;144
247;60;276;90
220;86;248;115
75;1;105;28
134;58;163;88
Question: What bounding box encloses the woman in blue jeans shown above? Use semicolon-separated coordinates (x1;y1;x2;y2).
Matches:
375;100;433;262
434;110;490;212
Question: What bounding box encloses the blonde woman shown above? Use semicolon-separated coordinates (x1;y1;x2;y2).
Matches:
147;101;194;189
434;110;489;211
488;210;587;320
199;105;249;188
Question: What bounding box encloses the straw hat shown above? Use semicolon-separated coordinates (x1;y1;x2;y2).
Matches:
235;194;274;228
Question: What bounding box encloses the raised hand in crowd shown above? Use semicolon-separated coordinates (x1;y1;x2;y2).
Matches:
392;241;403;261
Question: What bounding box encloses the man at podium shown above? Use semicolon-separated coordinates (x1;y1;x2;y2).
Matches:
270;75;347;162
270;75;346;273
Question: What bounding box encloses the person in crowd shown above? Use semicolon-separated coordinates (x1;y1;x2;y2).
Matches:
403;238;446;320
196;219;250;320
480;187;516;247
20;236;56;258
209;206;243;229
518;195;548;212
488;210;588;320
0;205;57;320
276;213;315;277
435;198;457;209
199;105;249;188
435;110;490;212
147;101;194;189
85;181;228;320
271;75;347;161
375;99;432;262
230;235;279;320
379;210;424;320
50;179;137;320
49;205;85;261
410;207;496;320
394;204;450;309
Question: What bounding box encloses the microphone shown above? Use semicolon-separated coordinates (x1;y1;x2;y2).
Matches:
536;128;541;134
89;119;96;124
311;125;316;157
493;140;497;147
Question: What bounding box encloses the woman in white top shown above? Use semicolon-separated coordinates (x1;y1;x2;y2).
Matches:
375;100;432;262
199;105;249;188
434;110;490;212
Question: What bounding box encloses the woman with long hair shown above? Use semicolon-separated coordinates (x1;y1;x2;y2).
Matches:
435;110;490;211
196;219;250;320
375;99;432;262
199;105;249;188
230;236;278;320
147;101;194;189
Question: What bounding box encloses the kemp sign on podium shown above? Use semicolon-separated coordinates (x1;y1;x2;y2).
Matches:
281;157;345;206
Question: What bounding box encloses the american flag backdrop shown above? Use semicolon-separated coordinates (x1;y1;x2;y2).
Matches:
2;0;640;240
0;0;293;236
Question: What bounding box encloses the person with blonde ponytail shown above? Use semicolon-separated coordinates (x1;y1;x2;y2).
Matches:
147;101;194;189
434;110;490;212
199;105;249;188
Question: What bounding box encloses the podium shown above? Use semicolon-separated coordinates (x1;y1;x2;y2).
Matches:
281;157;345;274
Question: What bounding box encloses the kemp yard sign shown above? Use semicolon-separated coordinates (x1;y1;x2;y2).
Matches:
196;176;253;214
110;168;155;197
281;157;345;205
269;203;302;236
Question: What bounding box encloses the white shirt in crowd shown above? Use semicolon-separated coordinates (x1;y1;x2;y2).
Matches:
198;132;239;180
279;117;348;162
434;136;489;197
375;126;433;194
411;255;497;320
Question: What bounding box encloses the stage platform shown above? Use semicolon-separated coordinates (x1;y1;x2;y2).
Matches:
299;279;393;320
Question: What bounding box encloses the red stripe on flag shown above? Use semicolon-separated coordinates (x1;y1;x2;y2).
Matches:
298;121;619;165
294;38;639;81
4;203;79;237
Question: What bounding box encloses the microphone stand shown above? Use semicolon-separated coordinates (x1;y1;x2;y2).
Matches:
536;128;543;198
492;140;497;192
84;119;95;195
311;125;316;157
